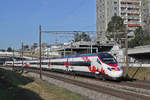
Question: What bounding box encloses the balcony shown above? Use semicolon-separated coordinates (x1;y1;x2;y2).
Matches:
128;16;141;19
120;1;140;5
120;4;140;8
127;23;141;28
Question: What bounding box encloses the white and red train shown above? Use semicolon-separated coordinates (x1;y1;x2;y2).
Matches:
4;52;123;80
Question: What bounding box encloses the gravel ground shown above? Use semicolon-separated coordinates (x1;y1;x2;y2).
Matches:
45;71;150;97
0;67;86;100
3;67;150;99
28;72;124;100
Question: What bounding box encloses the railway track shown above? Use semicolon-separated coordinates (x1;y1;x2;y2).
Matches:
24;68;150;100
26;68;150;91
115;80;150;90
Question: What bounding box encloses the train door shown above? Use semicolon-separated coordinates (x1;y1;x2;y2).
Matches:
90;56;102;74
67;57;73;72
64;58;69;71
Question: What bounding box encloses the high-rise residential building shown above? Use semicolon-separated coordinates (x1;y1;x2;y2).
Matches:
119;0;142;31
96;0;149;43
141;0;149;31
96;0;119;43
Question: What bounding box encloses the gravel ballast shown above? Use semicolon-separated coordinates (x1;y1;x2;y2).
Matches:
28;72;123;100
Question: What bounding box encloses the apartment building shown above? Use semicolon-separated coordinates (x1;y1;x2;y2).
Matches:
119;0;142;31
141;0;149;30
96;0;119;43
96;0;149;43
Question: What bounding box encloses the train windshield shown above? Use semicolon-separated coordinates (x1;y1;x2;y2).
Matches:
98;53;117;64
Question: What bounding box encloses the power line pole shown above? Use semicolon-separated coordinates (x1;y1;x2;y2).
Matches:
71;42;73;56
39;24;42;79
125;0;129;77
64;45;66;57
125;29;129;77
22;42;24;73
13;48;15;71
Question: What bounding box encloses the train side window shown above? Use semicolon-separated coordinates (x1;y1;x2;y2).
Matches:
42;62;48;65
70;61;91;66
97;59;101;65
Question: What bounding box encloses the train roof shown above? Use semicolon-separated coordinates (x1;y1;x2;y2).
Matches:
48;52;109;60
22;52;110;61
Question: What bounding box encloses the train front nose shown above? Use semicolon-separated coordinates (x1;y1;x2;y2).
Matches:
109;70;123;79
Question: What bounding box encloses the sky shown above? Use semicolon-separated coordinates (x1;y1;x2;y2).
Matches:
0;0;150;49
0;0;96;49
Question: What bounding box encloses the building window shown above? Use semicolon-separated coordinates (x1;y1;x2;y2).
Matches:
114;1;117;4
114;7;117;10
114;13;117;16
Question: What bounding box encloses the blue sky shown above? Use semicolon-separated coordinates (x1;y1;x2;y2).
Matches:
0;0;150;49
0;0;96;49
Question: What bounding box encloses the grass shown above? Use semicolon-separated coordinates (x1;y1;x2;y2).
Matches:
0;68;86;100
123;67;150;80
23;79;86;100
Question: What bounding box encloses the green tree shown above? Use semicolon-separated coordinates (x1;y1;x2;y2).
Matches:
107;16;125;33
74;33;80;42
7;47;13;52
106;16;126;42
74;32;91;42
128;26;150;48
0;49;5;52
